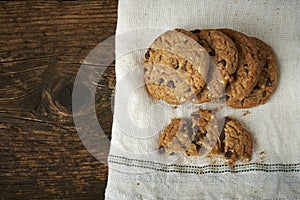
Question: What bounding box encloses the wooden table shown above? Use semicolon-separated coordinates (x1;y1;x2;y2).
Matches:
0;1;117;199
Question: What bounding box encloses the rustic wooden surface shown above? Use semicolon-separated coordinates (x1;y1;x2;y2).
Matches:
0;1;117;199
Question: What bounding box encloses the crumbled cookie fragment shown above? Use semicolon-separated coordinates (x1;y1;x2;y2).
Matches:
243;110;251;116
259;151;266;163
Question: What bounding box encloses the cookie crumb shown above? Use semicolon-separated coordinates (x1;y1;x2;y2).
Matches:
172;106;177;110
136;182;140;185
243;110;251;116
259;151;266;163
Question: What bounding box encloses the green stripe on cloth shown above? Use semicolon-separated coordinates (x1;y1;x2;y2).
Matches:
109;155;300;174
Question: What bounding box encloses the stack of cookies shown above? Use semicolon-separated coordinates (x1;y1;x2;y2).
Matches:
143;28;279;165
143;28;279;108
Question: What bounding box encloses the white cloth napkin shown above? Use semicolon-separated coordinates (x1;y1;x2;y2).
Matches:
105;0;300;199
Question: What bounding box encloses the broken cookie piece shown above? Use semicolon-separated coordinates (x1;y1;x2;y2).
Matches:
209;116;253;165
191;109;253;165
158;118;198;156
217;117;253;164
191;109;220;155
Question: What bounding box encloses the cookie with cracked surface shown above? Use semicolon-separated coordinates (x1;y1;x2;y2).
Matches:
158;118;198;156
190;29;238;103
213;117;253;165
143;29;210;104
193;29;239;84
220;29;261;105
228;37;279;108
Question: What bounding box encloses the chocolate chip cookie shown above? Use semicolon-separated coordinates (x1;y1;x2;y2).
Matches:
144;63;196;104
190;29;238;103
229;37;279;108
220;29;262;105
192;29;239;84
158;118;198;156
143;29;210;104
210;117;253;165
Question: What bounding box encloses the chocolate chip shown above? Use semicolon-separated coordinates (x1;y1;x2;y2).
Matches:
169;152;174;155
175;65;180;69
266;78;273;86
262;90;267;97
167;80;175;88
186;152;192;156
145;50;150;59
144;68;148;73
224;117;230;123
199;41;207;47
193;133;205;143
191;29;201;33
264;63;268;69
245;68;249;74
191;112;200;120
158;146;165;154
158;78;164;84
193;125;199;133
209;49;215;56
225;151;233;158
181;65;187;71
253;85;260;90
171;59;178;66
219;60;226;67
220;95;229;101
244;63;248;67
219;129;225;141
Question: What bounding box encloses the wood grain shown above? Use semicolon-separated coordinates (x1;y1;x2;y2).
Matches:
0;1;117;199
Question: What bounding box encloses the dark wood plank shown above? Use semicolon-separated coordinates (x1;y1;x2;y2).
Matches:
0;1;117;199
